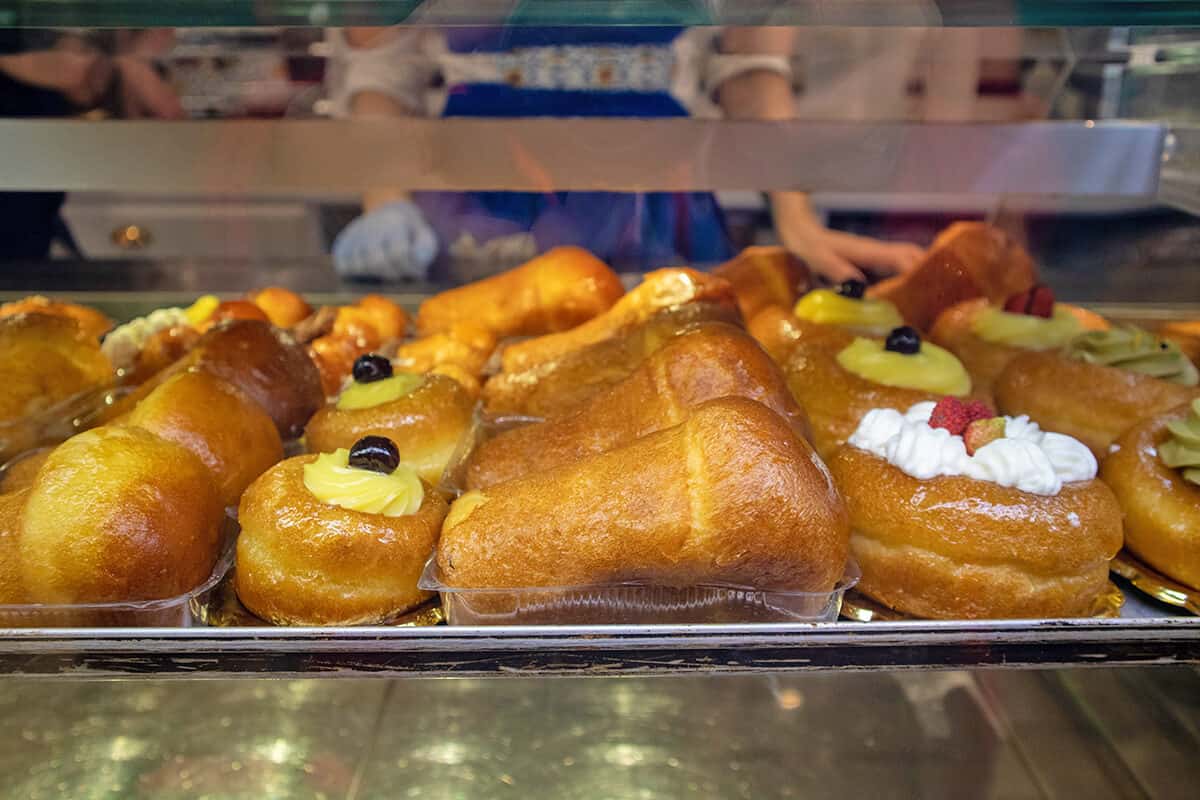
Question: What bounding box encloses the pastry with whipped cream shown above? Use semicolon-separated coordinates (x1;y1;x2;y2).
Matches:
830;398;1122;618
749;305;973;458
995;324;1200;457
1101;398;1200;589
930;287;1109;395
305;354;474;485
236;435;448;625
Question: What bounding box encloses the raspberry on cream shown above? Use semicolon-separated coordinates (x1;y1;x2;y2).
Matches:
847;401;1096;495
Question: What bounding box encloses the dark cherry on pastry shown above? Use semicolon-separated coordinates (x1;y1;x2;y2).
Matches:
348;435;401;474
352;353;393;384
836;279;866;300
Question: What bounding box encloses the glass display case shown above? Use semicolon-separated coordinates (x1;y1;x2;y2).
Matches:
1;2;1198;795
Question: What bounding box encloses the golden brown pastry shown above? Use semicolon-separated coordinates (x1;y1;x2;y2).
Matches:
305;361;473;485
0;296;113;341
439;397;848;593
19;425;225;603
245;287;313;329
712;246;810;321
482;302;740;419
353;294;409;341
0;448;52;495
1160;320;1200;367
305;296;409;396
0;487;28;603
197;300;270;332
1101;402;1200;589
394;322;497;380
499;267;737;373
465;323;810;489
868;222;1037;332
124;370;284;507
416;246;624;338
236;443;448;625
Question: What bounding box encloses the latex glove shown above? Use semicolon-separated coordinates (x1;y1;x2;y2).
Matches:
333;200;438;282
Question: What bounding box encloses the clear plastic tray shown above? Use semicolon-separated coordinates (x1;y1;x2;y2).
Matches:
437;411;541;497
420;553;859;625
0;383;128;463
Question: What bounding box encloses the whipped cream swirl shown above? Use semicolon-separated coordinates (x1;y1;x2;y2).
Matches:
847;401;1096;495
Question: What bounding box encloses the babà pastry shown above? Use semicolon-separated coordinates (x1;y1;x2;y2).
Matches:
712;246;810;320
305;355;474;484
868;222;1038;331
498;268;737;373
440;397;848;593
19;425;225;603
994;326;1200;457
124;370;283;507
931;287;1108;395
0;296;113;341
482;301;740;419
830;397;1121;618
416;246;624;338
1101;399;1200;589
749;306;972;458
465;323;810;489
236;436;448;625
791;279;905;337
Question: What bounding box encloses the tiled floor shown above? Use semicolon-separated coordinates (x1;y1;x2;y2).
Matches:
0;668;1196;799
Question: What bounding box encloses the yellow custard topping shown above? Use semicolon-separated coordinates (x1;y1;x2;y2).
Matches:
1160;398;1200;486
336;372;424;411
184;294;220;327
1066;326;1199;386
302;448;424;516
971;305;1083;350
793;289;904;335
836;338;971;396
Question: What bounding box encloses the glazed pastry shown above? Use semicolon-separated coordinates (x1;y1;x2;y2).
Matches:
1160;320;1200;367
305;355;474;485
0;296;112;341
100;295;216;382
1101;400;1200;589
236;437;448;625
197;300;270;332
440;397;849;593
868;222;1037;331
994;326;1200;457
482;301;740;419
465;323;810;489
394;322;497;381
931;288;1109;395
749;307;972;458
124;370;283;507
0;487;28;603
416;246;624;338
307;296;410;396
712;246;810;320
792;279;904;336
245;287;313;329
19;425;225;603
830;398;1121;618
498;268;738;373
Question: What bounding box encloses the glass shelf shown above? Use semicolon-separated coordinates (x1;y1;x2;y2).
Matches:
2;0;1200;29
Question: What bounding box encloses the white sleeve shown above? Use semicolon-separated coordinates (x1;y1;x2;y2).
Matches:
326;28;436;118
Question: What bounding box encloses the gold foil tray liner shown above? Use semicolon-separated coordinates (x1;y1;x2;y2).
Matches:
840;582;1125;622
1111;549;1200;615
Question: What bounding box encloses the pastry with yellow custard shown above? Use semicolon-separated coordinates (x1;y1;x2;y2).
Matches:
792;280;904;336
931;287;1109;395
749;306;972;458
304;354;474;484
1101;399;1200;590
995;325;1200;457
236;436;448;625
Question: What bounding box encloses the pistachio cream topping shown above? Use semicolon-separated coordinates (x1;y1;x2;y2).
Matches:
793;289;904;335
836;337;971;397
1066;326;1199;386
972;306;1083;350
336;372;424;411
1160;398;1200;487
302;448;424;516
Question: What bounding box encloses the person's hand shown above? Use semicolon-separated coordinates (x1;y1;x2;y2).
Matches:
114;56;184;119
333;200;438;282
780;223;926;284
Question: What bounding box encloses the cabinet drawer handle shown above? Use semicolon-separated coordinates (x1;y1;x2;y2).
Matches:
111;225;152;249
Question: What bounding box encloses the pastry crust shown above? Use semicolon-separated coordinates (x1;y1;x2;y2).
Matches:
1101;406;1200;590
0;488;28;603
1160;321;1200;367
465;323;810;489
19;426;225;603
440;397;849;593
994;350;1200;457
393;322;497;383
0;296;113;341
416;246;624;338
235;455;448;625
304;374;474;485
829;445;1122;619
246;287;313;329
712;246;810;321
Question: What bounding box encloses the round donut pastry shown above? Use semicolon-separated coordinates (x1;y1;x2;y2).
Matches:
994;331;1200;458
0;295;113;341
748;307;973;459
0;487;29;603
1101;401;1200;589
931;292;1109;395
829;401;1122;618
305;362;474;485
235;443;448;625
124;370;284;507
19;425;225;604
0;313;113;425
245;287;313;329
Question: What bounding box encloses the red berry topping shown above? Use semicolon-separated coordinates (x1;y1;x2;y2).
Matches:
964;400;995;424
1002;284;1056;319
929;397;970;436
964;417;1006;456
